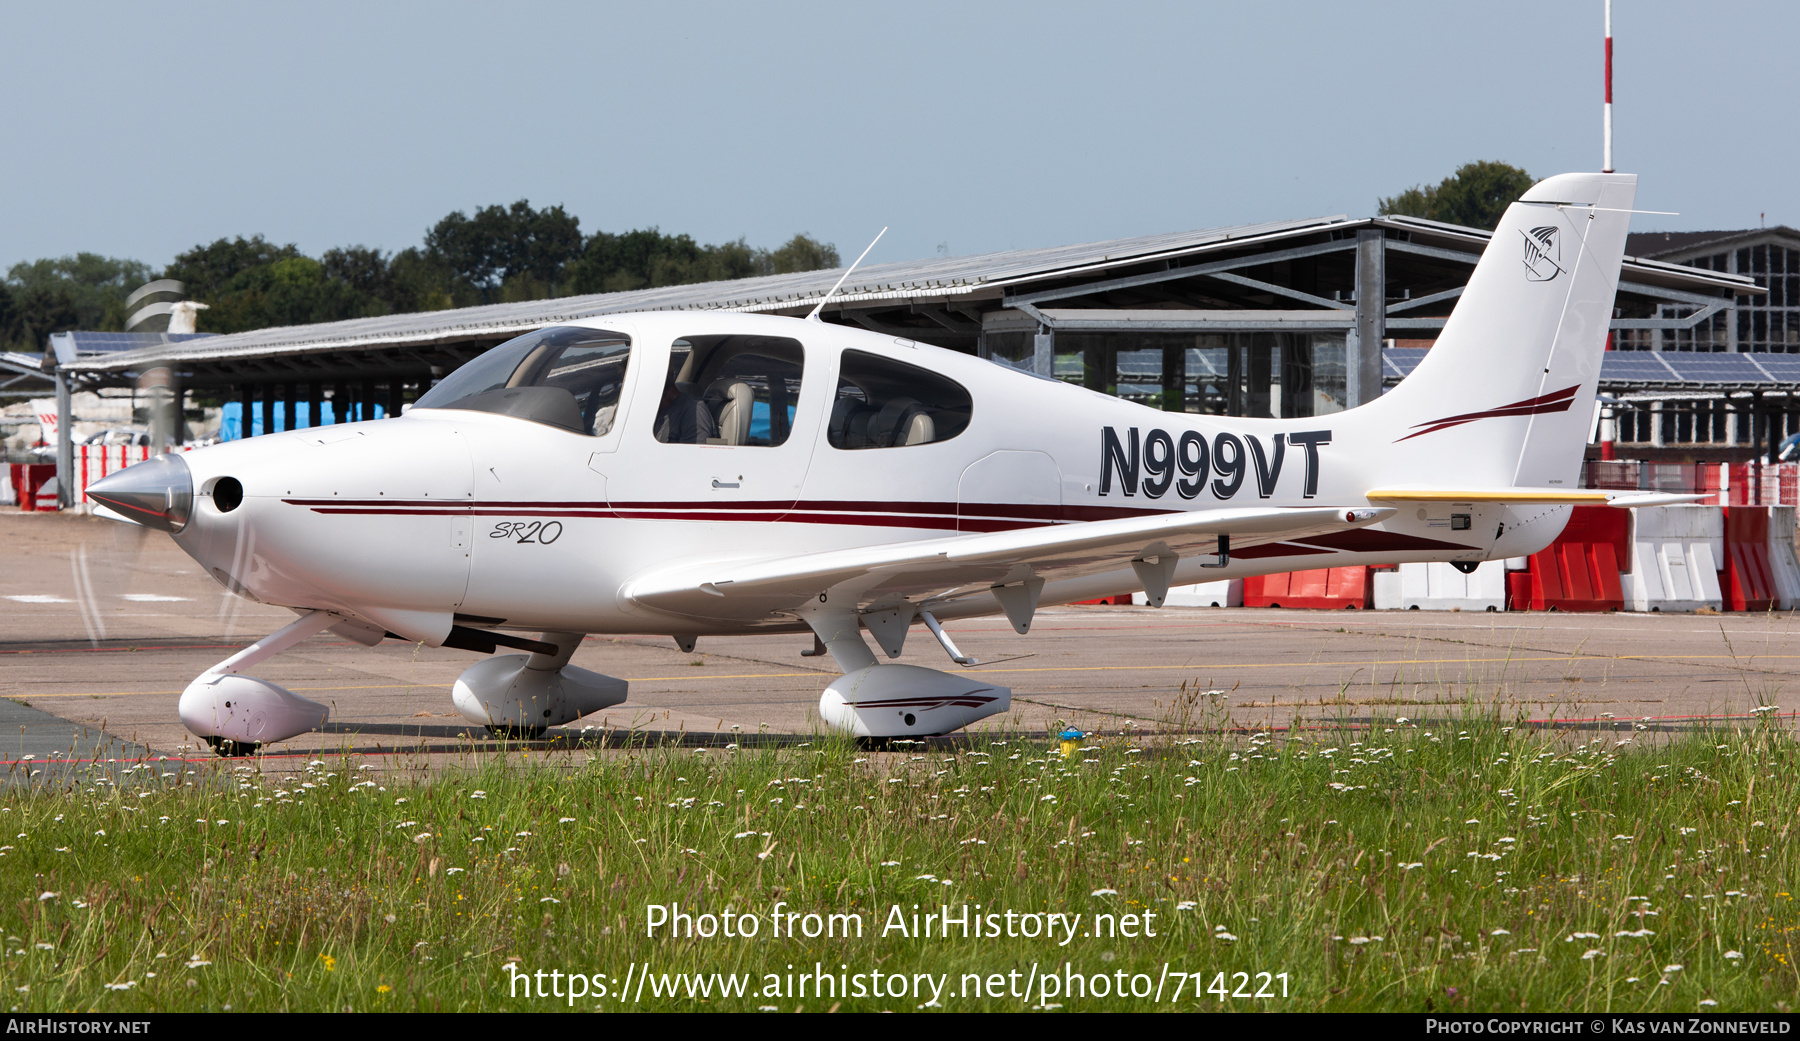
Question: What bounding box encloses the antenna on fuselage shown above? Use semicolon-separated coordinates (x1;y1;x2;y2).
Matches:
806;226;887;322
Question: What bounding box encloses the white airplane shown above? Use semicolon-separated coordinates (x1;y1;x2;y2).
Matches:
88;172;1675;756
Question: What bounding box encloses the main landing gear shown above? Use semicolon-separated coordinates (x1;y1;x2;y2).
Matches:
802;606;1011;740
449;632;628;734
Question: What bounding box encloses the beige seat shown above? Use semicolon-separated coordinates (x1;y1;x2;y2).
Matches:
897;410;935;446
712;381;754;446
872;397;935;447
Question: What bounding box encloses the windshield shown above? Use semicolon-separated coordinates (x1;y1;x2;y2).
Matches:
414;326;632;435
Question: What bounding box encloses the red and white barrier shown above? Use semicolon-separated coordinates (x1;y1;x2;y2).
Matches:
1517;505;1627;612
9;445;188;512
1244;567;1373;609
7;463;57;511
75;443;153;508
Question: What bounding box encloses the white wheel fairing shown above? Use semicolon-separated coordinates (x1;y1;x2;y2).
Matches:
819;664;1010;738
450;654;628;730
178;674;329;746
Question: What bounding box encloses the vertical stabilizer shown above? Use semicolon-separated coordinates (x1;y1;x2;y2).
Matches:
1370;173;1636;491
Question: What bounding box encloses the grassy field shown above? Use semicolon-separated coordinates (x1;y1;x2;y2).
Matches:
2;702;1797;1012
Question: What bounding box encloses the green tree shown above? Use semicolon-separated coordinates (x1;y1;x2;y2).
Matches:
386;247;464;311
770;233;840;274
164;236;301;300
424;200;584;301
564;228;840;294
4;209;844;345
4;253;157;339
10;285;80;349
166;235;390;333
1378;161;1536;231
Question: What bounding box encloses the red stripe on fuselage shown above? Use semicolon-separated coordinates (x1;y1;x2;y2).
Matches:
277;499;1475;553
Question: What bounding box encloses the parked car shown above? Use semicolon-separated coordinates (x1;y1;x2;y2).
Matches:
81;428;151;447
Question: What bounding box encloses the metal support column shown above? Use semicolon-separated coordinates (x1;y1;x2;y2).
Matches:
143;366;174;454
1162;341;1186;411
1350;228;1386;409
54;370;73;509
1032;329;1053;377
1083;341;1107;393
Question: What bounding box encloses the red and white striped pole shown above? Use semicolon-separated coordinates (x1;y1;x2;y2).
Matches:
1602;0;1614;173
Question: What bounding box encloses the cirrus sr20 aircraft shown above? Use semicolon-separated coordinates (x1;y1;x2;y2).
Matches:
88;172;1677;755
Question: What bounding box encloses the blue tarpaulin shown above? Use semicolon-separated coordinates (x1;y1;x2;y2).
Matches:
219;401;385;441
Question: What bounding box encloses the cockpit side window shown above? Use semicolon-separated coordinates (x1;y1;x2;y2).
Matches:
653;335;805;447
828;350;972;449
413;326;632;435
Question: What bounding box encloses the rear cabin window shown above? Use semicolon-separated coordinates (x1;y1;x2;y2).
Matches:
413;326;632;436
828;350;972;449
653;335;806;447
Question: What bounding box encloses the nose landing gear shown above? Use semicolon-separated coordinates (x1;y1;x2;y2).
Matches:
179;610;337;757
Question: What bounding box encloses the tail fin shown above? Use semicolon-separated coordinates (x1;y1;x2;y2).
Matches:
1371;172;1636;489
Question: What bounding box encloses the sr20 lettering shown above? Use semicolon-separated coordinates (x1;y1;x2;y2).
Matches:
489;520;563;544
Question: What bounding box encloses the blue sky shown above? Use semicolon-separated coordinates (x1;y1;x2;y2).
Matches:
1;1;1792;273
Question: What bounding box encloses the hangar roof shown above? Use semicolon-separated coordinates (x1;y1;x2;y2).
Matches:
59;215;1753;378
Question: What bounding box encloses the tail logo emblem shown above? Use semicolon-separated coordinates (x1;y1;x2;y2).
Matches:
1521;225;1563;282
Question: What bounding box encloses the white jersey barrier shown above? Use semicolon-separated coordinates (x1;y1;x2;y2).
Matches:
1162;579;1243;608
1621;505;1723;613
1766;507;1800;610
1372;561;1506;611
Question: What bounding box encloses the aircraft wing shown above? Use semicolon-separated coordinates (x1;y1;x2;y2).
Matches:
623;504;1395;620
1366;486;1707;507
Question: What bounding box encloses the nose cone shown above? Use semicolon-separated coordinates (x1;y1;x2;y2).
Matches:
86;453;193;533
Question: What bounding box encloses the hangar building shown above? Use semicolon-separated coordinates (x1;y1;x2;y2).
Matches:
38;214;1761;506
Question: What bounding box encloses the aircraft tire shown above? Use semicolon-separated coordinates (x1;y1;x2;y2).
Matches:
485;725;547;740
205;735;261;758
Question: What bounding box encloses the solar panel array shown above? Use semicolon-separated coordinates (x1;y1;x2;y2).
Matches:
1384;347;1800;389
63;332;214;355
